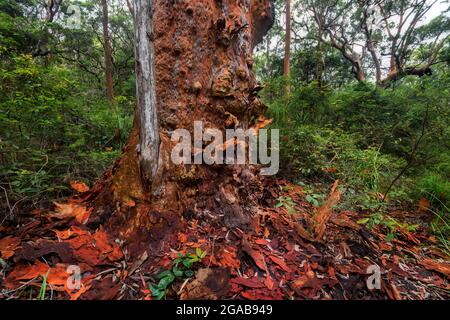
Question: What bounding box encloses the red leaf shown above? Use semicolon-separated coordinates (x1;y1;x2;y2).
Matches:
242;238;266;271
269;255;291;272
231;277;265;288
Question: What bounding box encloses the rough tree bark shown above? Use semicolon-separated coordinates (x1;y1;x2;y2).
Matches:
283;0;291;96
83;0;275;252
101;0;116;110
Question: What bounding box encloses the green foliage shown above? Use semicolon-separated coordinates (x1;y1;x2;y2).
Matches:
358;212;419;242
148;249;207;300
275;195;296;213
413;172;450;253
0;53;132;218
38;269;50;301
262;63;449;251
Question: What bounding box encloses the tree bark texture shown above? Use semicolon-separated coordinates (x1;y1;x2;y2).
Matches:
85;0;275;248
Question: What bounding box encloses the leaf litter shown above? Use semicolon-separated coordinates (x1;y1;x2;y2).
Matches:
0;178;449;300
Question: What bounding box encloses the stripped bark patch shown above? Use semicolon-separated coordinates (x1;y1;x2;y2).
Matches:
313;180;341;240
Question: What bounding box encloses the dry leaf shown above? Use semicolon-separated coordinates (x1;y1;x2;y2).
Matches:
69;181;90;193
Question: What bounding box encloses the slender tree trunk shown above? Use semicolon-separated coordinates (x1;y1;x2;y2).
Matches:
284;0;291;97
86;0;275;243
315;32;324;87
266;34;272;79
101;0;116;111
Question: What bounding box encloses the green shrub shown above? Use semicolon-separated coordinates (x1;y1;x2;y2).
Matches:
0;54;133;220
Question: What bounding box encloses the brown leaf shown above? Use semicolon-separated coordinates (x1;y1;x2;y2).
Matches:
418;198;430;213
251;115;273;133
241;288;283;300
265;273;275;290
68;281;93;300
52;226;90;240
217;247;240;269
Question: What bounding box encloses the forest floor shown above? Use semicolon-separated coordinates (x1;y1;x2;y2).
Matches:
0;177;449;300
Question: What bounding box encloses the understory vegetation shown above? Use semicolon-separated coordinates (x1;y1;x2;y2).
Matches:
259;72;449;251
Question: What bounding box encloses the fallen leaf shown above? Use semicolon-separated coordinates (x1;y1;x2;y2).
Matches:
180;268;230;300
268;255;291;272
265;273;275;290
242;238;266;271
67;229;123;266
0;236;20;260
69;180;90;193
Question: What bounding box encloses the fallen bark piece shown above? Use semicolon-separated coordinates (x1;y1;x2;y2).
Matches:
180;268;230;300
419;258;450;278
67;229;123;266
0;236;20;260
231;277;265;289
5;261;71;291
51;202;92;224
313;180;341;240
242;238;267;271
69;180;90;193
269;255;291;272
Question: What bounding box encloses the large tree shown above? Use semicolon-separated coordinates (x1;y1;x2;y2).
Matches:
84;0;275;244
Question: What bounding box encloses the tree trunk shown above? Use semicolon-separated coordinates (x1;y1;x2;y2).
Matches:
266;34;272;79
85;0;275;247
101;0;116;110
283;0;291;97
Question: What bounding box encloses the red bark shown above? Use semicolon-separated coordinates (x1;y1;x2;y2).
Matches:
84;0;275;248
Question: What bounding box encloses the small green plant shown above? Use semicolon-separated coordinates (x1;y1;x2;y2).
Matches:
148;248;207;300
358;213;418;242
37;270;50;300
275;196;296;214
305;193;324;207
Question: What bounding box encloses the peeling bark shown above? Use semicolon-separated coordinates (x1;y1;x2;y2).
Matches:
87;0;275;244
134;0;160;187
